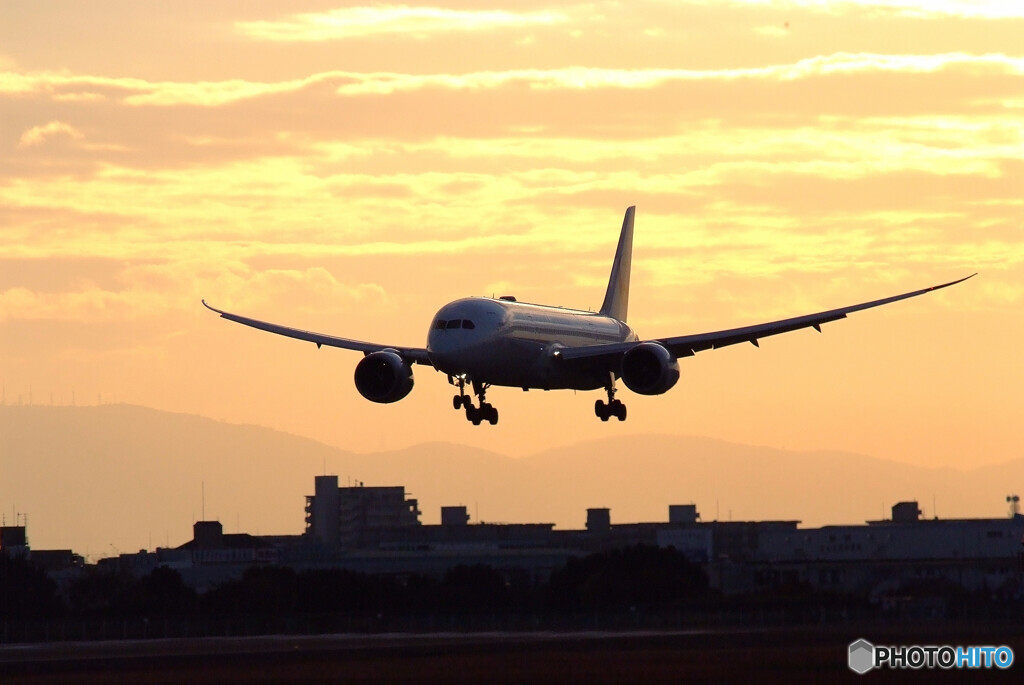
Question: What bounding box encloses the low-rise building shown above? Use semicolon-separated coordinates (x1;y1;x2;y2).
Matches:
22;473;1022;608
753;502;1024;601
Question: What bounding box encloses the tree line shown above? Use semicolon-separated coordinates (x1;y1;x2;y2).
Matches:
2;545;711;621
5;545;1011;635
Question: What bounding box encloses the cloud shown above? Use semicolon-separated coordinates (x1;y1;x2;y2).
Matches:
328;53;1024;96
979;278;1023;304
754;25;790;38
0;69;330;107
0;260;389;328
4;53;1020;108
0;285;160;323
719;0;1024;20
234;267;388;311
17;120;84;148
236;6;567;42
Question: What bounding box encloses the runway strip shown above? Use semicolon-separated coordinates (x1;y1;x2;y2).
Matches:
3;625;1022;684
0;629;714;663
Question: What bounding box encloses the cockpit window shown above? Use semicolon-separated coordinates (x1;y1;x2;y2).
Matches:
434;318;475;331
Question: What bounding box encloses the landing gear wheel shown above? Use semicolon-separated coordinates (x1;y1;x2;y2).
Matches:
596;385;627;422
452;376;469;411
463;381;498;426
612;399;627;421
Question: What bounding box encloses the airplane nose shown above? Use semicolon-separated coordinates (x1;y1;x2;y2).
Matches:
427;330;457;368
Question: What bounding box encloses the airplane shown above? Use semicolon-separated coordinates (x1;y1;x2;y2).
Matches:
203;206;974;426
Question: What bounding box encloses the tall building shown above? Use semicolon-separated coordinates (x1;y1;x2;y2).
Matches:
1;525;28;558
306;476;340;547
305;476;421;549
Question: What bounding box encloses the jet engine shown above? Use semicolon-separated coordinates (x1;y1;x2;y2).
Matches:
354;349;414;403
620;342;679;395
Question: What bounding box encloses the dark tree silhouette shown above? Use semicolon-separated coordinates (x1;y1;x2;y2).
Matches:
0;555;63;619
546;545;709;611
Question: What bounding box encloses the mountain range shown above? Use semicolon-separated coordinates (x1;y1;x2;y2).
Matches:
1;404;1019;558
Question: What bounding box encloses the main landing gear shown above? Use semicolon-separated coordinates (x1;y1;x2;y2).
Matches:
595;382;626;422
451;377;498;426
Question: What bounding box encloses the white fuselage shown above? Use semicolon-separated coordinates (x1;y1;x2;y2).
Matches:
426;297;638;390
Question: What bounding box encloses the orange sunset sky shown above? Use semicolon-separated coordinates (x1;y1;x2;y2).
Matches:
1;1;1022;485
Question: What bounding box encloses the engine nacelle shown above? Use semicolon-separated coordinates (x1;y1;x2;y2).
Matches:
621;342;679;395
354;349;414;403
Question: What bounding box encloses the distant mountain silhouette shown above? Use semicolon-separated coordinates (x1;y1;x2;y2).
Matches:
1;404;1020;557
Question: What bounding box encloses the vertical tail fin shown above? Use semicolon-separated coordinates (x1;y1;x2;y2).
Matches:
599;206;635;322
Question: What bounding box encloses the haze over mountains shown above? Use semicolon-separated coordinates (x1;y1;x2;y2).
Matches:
1;404;1019;558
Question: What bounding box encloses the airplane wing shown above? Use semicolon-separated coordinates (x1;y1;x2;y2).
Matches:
556;274;976;366
202;300;433;365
